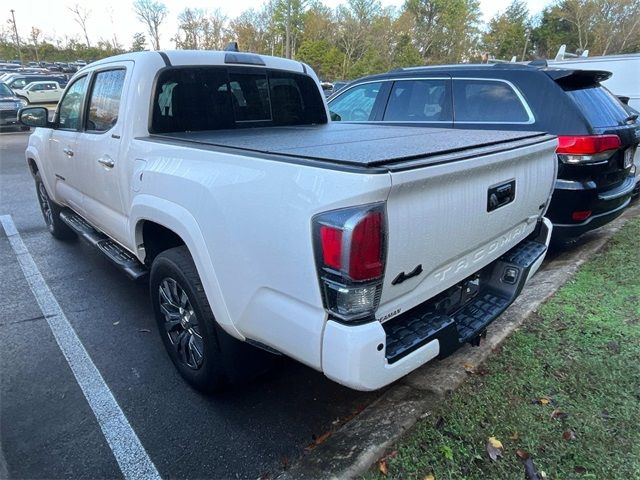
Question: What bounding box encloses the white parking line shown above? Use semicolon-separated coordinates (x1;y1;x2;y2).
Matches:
0;215;161;480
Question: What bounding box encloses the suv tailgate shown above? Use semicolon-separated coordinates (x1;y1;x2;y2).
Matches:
376;136;558;321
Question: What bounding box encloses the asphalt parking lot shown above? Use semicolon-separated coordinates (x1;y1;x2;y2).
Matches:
0;130;379;479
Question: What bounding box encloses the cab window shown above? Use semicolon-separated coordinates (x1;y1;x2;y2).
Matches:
86;69;126;132
151;67;325;133
453;79;532;123
57;75;88;130
383;79;452;122
329;82;382;121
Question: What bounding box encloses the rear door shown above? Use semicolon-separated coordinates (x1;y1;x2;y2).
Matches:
74;66;130;244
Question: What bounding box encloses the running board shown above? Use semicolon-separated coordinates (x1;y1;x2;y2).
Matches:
59;209;148;281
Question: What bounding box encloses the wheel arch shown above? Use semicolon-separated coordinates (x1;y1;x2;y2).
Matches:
130;195;242;340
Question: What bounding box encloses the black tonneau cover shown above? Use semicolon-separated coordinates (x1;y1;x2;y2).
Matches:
149;123;552;170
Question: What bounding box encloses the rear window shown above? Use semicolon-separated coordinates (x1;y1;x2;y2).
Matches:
151;67;326;133
564;85;630;128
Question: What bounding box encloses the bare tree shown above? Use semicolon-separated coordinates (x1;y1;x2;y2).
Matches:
134;0;168;50
30;27;42;62
68;3;91;48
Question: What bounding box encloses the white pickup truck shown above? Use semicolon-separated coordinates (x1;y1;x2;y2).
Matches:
19;50;557;392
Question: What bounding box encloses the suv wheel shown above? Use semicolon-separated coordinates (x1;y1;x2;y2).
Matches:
35;172;76;240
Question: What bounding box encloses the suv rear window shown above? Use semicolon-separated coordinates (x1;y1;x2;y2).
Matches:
564;85;630;128
151;67;326;133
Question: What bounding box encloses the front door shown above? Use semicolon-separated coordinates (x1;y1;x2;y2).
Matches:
48;74;89;214
74;66;130;244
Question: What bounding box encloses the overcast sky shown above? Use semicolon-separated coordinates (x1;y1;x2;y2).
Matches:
7;0;550;49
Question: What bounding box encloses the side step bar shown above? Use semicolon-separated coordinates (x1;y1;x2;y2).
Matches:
59;209;148;281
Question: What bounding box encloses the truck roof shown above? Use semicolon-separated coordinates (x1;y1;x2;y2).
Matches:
79;50;308;76
147;124;553;172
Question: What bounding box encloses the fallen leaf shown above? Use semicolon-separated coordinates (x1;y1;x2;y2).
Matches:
538;397;551;406
486;437;503;462
562;430;576;441
423;474;435;480
305;430;331;451
550;409;568;420
378;460;388;476
516;449;530;460
463;362;475;373
509;432;520;441
574;466;587;474
138;328;151;333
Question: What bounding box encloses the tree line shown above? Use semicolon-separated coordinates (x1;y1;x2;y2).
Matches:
2;0;639;81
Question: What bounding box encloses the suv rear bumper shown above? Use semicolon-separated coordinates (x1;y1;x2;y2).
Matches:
548;173;635;239
321;217;552;391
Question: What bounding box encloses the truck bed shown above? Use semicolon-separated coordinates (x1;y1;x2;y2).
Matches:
147;124;554;171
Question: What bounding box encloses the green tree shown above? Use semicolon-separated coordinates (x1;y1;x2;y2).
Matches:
131;32;147;51
404;0;482;63
483;0;531;61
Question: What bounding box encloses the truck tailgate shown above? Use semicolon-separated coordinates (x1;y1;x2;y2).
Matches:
377;136;558;321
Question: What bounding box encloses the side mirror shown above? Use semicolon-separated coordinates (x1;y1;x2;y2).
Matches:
19;107;50;128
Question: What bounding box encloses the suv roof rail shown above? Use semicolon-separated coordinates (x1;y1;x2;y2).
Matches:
529;59;548;67
554;44;589;61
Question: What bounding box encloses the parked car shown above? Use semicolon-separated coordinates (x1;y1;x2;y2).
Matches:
327;63;640;244
7;74;67;90
13;81;63;105
19;50;557;392
0;82;28;130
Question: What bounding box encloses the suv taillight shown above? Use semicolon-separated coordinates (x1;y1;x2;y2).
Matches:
313;203;386;321
557;135;621;164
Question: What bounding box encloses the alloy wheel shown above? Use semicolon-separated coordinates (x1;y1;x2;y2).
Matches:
158;278;205;369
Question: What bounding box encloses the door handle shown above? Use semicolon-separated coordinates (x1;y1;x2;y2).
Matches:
98;156;115;169
63;147;74;157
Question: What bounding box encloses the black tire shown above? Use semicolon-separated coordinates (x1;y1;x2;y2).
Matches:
150;246;271;393
34;172;76;240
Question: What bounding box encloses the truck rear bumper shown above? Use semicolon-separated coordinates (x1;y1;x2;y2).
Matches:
321;217;552;391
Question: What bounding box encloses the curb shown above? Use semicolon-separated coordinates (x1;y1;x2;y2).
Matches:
280;203;640;480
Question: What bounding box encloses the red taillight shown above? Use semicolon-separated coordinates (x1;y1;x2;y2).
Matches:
557;135;621;163
349;211;383;281
320;225;342;270
572;210;592;222
313;203;386;321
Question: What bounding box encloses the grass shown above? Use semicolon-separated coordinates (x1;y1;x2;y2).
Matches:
368;217;640;480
